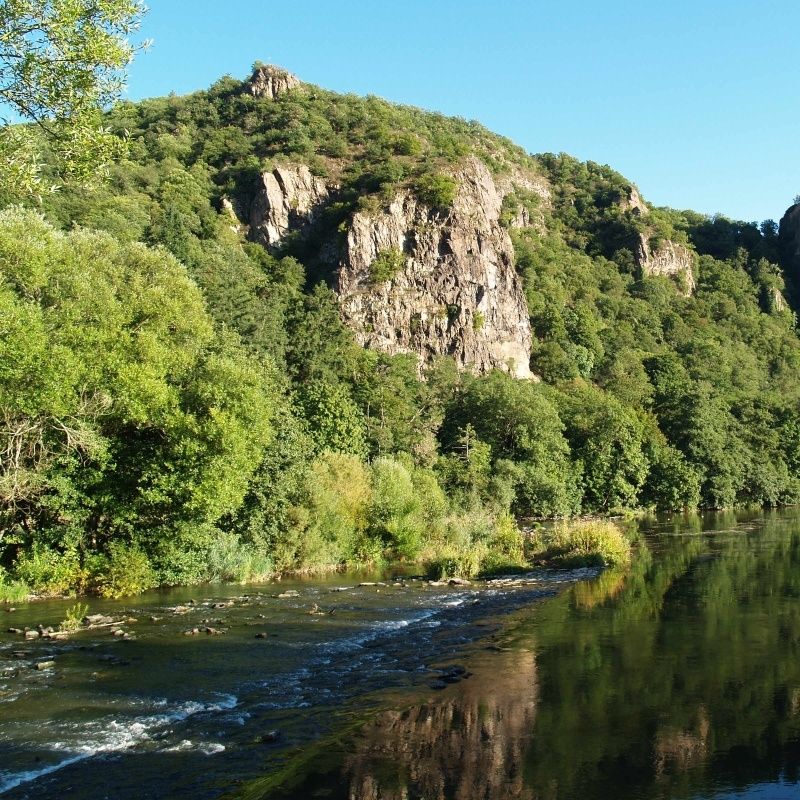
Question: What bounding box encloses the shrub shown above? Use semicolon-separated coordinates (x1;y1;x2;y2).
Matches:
368;457;424;560
94;543;157;598
0;569;29;602
60;602;89;632
15;545;85;596
531;520;631;567
206;532;273;583
414;172;457;211
293;451;373;568
368;247;405;284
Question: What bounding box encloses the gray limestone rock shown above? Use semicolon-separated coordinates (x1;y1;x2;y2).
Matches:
336;157;534;379
636;236;696;296
248;64;301;100
249;164;329;247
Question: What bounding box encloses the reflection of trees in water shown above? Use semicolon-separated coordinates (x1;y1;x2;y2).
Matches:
345;649;538;800
521;510;800;800
237;511;800;800
653;705;710;776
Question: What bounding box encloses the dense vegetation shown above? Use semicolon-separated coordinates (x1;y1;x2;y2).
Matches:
2;66;799;597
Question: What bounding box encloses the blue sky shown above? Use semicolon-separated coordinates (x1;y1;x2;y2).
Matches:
127;1;800;223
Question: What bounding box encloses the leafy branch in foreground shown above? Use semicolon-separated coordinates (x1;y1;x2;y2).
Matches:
0;0;148;196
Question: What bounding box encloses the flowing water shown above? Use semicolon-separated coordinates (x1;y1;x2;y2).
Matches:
3;510;800;799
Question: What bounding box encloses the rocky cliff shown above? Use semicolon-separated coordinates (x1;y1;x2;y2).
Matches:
337;157;536;379
779;203;800;287
619;186;696;294
636;236;696;295
249;164;329;246
247;156;541;379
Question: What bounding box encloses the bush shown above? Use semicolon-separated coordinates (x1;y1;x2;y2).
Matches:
292;451;373;568
206;532;273;583
94;542;157;598
531;520;631;567
60;602;89;632
368;457;425;560
414;172;457;211
0;569;29;602
15;545;85;596
368;247;405;284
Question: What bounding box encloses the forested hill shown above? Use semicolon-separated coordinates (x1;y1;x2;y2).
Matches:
2;64;799;597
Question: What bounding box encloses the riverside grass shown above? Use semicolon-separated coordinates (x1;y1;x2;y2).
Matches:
424;517;631;579
529;520;632;568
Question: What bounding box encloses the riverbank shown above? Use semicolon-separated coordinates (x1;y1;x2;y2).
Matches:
0;518;630;605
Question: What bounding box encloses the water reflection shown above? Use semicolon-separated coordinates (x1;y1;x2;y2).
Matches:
239;510;800;800
345;648;538;800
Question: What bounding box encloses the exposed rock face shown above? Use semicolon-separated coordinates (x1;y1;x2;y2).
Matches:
336;157;534;379
621;185;648;216
636;236;696;295
249;164;329;246
247;64;301;100
779;203;800;283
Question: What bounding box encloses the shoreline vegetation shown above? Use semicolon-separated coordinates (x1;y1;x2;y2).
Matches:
0;518;631;603
4;68;800;602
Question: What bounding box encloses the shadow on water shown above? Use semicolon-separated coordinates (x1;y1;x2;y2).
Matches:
233;509;800;800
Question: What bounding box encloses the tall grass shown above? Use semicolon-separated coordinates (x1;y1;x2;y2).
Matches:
530;520;631;567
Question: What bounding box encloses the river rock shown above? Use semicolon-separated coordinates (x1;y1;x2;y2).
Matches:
276;590;299;599
255;632;268;639
34;660;55;670
257;729;281;744
7;627;22;634
84;614;115;626
24;630;40;640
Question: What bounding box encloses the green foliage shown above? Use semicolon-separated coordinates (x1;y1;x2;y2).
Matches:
0;0;147;195
94;542;156;598
205;532;273;583
368;247;405;284
3;60;800;595
60;601;89;632
531;520;632;567
0;569;29;602
414;172;457;211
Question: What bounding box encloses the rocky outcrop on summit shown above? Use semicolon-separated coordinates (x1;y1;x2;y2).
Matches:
636;236;696;295
336;157;534;379
249;164;329;246
248;64;301;100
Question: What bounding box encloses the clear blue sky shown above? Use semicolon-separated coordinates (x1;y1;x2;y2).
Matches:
127;0;800;224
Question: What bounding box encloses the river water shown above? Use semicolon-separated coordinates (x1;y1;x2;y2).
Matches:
2;510;800;799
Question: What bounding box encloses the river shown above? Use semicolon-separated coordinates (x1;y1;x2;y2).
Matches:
2;509;800;799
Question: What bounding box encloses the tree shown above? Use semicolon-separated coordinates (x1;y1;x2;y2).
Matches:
0;0;147;196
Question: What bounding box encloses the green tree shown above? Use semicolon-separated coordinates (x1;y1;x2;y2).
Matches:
0;0;147;196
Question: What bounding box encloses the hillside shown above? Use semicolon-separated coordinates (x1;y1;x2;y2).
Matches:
2;64;799;596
